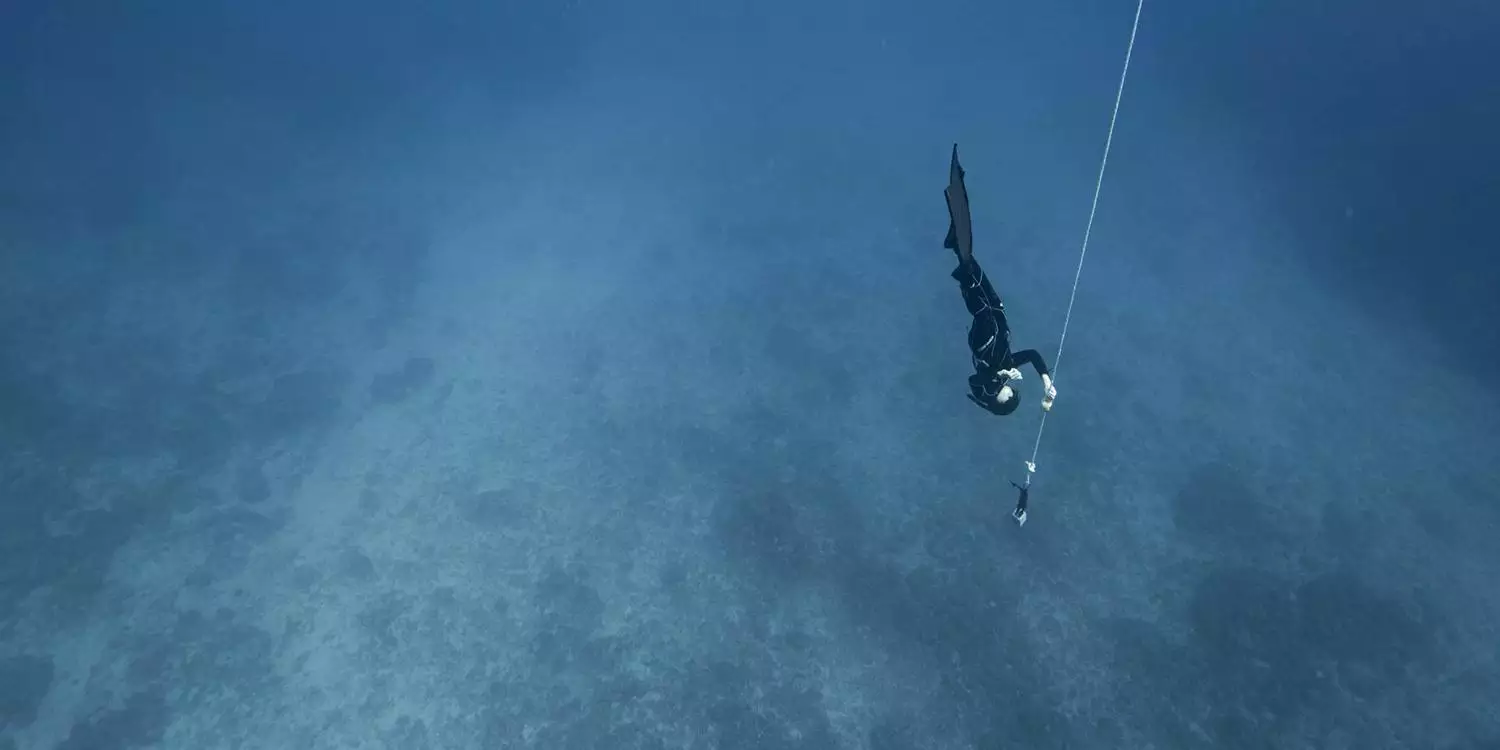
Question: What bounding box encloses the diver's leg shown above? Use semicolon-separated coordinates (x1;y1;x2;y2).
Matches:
952;256;1005;317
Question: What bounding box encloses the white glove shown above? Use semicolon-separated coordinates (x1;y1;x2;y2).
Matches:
1041;374;1058;410
1000;368;1023;381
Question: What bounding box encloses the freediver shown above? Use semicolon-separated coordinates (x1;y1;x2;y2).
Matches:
942;143;1057;418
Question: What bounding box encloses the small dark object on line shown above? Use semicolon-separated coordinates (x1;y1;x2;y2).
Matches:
1009;480;1030;527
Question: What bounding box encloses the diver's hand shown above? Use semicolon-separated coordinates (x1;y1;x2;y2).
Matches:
1041;374;1057;411
1000;368;1022;381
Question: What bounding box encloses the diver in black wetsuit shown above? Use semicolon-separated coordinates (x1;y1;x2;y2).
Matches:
943;144;1057;417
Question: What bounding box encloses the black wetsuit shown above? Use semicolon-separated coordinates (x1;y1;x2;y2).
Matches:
953;255;1051;415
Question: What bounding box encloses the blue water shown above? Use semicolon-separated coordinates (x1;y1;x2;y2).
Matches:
2;1;1496;747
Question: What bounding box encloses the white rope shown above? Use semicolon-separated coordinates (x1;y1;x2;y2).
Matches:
1025;0;1145;484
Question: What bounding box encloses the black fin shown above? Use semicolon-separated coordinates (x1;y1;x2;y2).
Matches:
943;143;973;263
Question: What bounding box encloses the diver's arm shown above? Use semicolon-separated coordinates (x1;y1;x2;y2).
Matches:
1010;349;1050;378
1010;349;1058;409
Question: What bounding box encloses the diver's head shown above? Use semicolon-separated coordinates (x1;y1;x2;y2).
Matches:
993;385;1020;416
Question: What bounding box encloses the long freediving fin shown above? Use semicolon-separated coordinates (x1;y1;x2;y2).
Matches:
943;143;973;263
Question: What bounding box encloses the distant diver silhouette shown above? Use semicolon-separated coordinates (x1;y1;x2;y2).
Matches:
1010;480;1031;527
